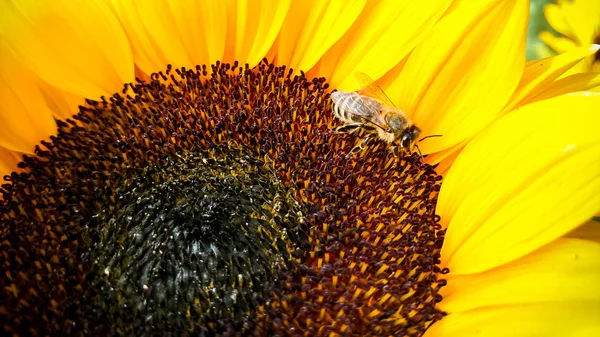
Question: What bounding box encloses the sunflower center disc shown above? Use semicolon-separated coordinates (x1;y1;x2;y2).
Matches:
90;148;307;333
1;60;447;336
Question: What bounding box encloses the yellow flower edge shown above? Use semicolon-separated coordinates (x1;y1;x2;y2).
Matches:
427;44;600;175
429;92;600;335
0;1;134;98
539;0;600;74
438;92;600;275
543;0;600;48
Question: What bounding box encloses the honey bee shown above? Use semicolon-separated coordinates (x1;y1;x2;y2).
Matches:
331;72;439;156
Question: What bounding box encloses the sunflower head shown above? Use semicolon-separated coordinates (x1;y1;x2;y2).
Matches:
1;60;447;336
3;1;600;336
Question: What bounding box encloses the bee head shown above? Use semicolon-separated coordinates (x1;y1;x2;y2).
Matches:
400;125;421;150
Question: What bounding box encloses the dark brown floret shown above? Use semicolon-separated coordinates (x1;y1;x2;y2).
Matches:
1;60;446;337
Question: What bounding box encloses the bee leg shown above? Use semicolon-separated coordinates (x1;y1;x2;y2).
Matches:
360;134;374;148
350;134;373;154
391;145;400;157
335;124;362;134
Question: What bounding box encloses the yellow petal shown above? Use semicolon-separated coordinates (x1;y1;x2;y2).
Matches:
0;0;134;98
0;43;56;154
539;31;578;54
424;301;600;337
0;146;23;179
567;217;600;244
438;93;600;275
420;137;468;173
223;0;290;67
440;238;600;313
543;3;574;40
387;0;528;155
557;0;600;46
522;72;600;105
504;45;600;113
376;55;410;91
111;1;228;75
319;0;451;90
37;81;84;121
426;144;463;178
269;0;365;74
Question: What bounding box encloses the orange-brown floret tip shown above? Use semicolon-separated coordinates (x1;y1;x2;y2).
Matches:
0;60;447;336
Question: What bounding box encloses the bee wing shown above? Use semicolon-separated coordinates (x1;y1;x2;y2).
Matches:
354;72;397;107
331;91;389;131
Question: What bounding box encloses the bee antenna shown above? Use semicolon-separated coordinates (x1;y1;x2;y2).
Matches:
417;134;442;143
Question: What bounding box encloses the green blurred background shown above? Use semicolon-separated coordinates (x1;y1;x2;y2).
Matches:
527;0;560;60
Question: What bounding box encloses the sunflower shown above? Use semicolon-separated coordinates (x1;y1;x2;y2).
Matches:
538;0;600;74
1;0;599;336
